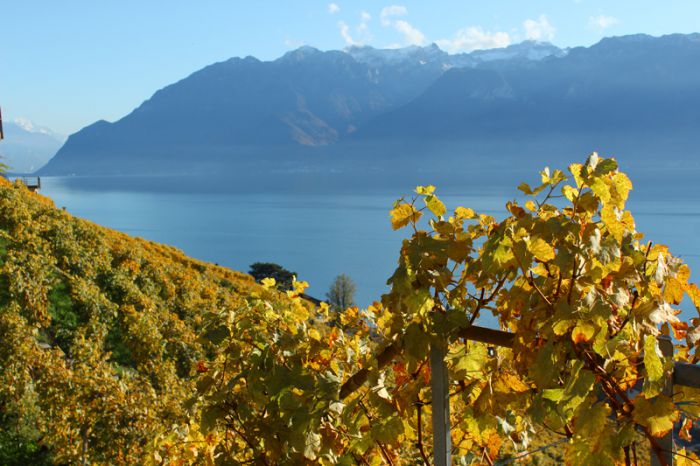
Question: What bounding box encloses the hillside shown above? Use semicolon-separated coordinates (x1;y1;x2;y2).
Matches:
0;177;297;463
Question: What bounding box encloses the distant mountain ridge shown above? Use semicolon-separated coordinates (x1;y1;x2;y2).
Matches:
0;119;64;173
38;33;700;176
359;33;700;141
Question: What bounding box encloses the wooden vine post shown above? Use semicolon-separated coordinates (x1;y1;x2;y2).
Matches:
430;343;451;466
653;336;674;466
425;327;700;465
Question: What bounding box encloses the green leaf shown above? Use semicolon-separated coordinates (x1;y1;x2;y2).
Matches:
204;325;230;345
530;342;558;389
371;415;404;443
594;158;618;176
543;388;564;402
403;323;430;361
201;405;226;433
566;402;618;465
196;375;216;395
562;361;596;416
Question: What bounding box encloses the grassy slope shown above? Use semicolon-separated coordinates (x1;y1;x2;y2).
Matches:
0;178;271;464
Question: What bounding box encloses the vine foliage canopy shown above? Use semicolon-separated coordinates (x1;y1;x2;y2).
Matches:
181;154;700;465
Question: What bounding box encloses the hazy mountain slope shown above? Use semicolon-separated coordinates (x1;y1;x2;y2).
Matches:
0;120;64;173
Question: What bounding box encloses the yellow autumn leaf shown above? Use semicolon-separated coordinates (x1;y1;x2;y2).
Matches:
528;237;556;262
644;335;664;384
601;205;626;243
308;328;321;341
425;195;446;217
455;206;476;219
562;185;578;202
664;277;685;305
571;321;597;343
261;277;276;289
610;172;633;209
677;264;691;284
569;163;585;188
589;176;611;205
632;395;679;437
494;372;530;393
390;203;422;230
686;283;700;310
415;185;436;195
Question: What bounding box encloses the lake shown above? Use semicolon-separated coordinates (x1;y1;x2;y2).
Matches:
39;169;700;323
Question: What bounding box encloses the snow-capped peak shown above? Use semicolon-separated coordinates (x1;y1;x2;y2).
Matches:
13;117;39;132
12;117;62;138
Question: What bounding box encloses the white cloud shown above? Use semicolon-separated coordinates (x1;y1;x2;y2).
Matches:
588;14;619;31
380;5;407;26
357;11;372;39
436;27;511;53
336;11;373;46
378;5;424;46
338;21;356;45
393;19;426;46
523;14;556;42
328;3;340;14
284;37;305;48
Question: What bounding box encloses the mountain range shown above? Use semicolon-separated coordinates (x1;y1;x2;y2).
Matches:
37;33;700;178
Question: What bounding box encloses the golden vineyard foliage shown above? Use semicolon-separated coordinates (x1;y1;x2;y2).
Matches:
188;155;700;465
1;154;699;465
0;177;293;464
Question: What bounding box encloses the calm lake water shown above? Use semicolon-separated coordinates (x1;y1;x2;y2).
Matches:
39;172;700;323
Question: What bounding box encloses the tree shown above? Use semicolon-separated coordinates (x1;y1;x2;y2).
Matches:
326;273;357;311
248;262;296;290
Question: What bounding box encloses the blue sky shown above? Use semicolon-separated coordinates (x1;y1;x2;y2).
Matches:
2;0;698;135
